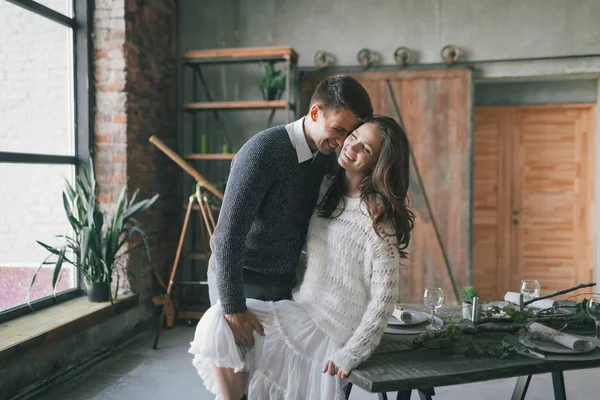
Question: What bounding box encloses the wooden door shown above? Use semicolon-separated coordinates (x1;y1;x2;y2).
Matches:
473;104;595;300
301;69;473;305
472;107;512;300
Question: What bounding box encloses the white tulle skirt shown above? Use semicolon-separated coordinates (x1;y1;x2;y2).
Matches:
188;299;346;400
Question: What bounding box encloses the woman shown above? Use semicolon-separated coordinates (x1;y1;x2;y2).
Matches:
189;115;415;399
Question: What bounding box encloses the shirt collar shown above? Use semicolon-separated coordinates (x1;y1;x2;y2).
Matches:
286;117;315;163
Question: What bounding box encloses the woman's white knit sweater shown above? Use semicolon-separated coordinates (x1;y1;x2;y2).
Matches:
292;185;401;374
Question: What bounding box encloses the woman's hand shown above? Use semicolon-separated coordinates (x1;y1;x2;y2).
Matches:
323;360;347;379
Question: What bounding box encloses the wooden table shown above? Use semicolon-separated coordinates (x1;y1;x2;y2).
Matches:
346;306;600;400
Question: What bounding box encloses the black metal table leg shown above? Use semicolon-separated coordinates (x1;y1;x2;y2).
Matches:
344;382;353;399
552;371;567;400
396;391;411;400
378;393;389;400
511;375;532;400
418;387;435;399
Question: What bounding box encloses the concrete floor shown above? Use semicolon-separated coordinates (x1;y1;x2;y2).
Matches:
41;324;599;400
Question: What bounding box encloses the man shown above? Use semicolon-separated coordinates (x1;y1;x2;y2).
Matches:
208;75;373;346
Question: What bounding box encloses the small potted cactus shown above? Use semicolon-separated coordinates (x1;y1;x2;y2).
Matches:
461;286;480;320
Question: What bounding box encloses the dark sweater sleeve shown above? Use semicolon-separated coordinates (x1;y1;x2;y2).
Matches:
210;136;277;314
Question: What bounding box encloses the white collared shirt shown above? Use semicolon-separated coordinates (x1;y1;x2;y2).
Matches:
285;117;317;163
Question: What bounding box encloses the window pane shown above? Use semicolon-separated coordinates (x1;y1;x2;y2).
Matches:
35;0;73;17
0;163;77;312
0;1;74;156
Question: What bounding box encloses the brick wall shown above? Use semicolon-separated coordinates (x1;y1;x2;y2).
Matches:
94;0;178;303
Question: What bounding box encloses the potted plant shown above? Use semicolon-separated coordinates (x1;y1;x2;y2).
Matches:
259;61;286;101
461;286;480;320
29;160;158;303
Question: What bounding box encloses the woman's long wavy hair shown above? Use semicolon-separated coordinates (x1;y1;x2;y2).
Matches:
318;115;415;258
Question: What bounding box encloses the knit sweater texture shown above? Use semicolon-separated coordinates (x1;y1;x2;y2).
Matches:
293;181;401;373
209;125;334;314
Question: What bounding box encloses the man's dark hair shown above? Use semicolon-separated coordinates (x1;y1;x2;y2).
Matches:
309;75;373;121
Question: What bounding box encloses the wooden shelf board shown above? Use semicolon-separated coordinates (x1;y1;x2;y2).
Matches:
181;46;298;64
183;100;294;111
184;153;235;160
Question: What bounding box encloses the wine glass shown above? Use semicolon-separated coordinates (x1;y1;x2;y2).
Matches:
424;287;444;331
587;297;600;339
520;280;541;303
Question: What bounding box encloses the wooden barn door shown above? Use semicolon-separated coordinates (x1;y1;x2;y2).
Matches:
473;104;595;300
301;69;473;305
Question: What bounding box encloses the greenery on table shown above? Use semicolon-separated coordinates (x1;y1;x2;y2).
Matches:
461;286;478;304
412;285;597;359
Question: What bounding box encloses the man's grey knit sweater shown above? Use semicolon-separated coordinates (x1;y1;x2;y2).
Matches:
209;125;335;314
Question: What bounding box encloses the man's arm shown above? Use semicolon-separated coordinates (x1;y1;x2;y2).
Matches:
211;136;276;315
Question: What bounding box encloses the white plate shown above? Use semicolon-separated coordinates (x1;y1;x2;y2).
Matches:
385;315;444;334
519;333;596;354
388;310;428;326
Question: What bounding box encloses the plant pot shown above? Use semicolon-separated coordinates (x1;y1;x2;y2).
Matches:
88;281;109;302
261;87;282;101
462;301;481;321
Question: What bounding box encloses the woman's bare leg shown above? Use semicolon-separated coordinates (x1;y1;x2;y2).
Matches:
211;364;245;400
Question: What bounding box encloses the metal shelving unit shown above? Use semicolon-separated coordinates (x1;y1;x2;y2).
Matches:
176;46;298;319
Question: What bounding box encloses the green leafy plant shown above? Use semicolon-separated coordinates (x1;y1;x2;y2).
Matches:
29;160;158;304
461;286;479;304
259;61;286;101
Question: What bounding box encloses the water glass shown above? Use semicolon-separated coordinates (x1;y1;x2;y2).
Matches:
587;297;600;339
520;280;541;303
423;287;444;331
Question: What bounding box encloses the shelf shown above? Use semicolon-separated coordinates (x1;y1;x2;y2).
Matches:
184;153;235;160
183;100;294;111
181;46;298;65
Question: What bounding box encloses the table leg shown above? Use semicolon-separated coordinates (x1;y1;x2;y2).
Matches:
344;382;353;399
396;391;411;400
551;371;567;400
378;393;389;400
418;387;435;399
511;375;532;400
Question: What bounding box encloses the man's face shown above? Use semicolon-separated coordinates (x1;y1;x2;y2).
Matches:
309;105;360;155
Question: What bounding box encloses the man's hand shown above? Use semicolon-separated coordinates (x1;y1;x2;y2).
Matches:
224;310;265;345
323;360;347;379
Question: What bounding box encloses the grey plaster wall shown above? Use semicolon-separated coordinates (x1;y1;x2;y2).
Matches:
475;79;599;106
178;0;600;155
179;0;600;79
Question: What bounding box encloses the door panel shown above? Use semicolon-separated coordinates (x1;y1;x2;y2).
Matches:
472;104;595;300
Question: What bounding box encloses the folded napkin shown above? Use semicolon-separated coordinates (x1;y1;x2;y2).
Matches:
392;308;413;323
504;291;556;309
528;322;589;351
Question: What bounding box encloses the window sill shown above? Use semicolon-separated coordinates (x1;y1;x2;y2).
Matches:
0;294;138;363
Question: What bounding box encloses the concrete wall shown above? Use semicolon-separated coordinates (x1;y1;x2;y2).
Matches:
178;0;600;154
179;0;600;78
474;80;599;106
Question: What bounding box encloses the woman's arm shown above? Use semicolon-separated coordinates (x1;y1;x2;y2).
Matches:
327;248;400;375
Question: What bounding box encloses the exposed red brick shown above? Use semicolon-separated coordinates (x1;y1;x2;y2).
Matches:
95;134;112;143
97;193;113;203
97;83;125;92
112;113;127;123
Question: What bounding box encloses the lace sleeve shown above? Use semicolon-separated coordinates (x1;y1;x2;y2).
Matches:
327;243;400;374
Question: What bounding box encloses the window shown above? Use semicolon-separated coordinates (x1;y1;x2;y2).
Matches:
0;0;92;321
